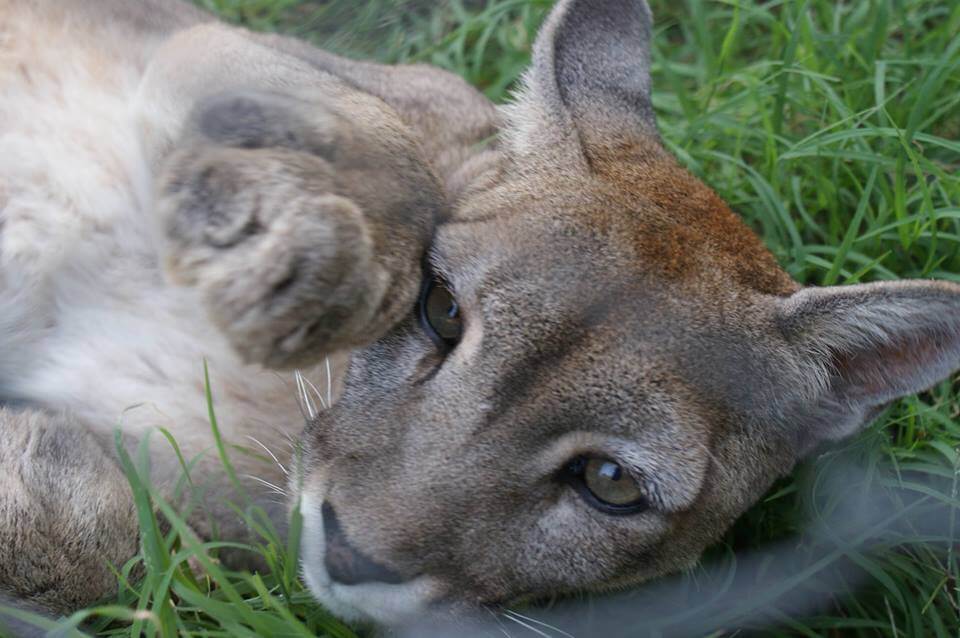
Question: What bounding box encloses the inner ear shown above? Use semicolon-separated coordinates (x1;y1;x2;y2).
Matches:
776;280;960;447
830;333;950;405
505;0;660;160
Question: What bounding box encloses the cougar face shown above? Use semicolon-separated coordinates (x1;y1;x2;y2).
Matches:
299;180;797;623
295;0;960;625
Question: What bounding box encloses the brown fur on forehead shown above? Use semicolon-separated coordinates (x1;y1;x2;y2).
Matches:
452;154;795;300
593;148;797;296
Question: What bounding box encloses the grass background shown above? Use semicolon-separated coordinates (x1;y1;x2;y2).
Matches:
6;0;959;636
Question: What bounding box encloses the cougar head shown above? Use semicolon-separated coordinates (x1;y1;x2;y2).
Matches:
294;0;960;625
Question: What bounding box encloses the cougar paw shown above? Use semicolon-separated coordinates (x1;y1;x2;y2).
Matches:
157;146;382;369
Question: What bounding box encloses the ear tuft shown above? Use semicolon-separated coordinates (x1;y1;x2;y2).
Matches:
777;280;960;448
503;0;658;161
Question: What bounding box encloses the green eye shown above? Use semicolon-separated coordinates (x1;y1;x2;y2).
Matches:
418;278;462;348
566;456;648;514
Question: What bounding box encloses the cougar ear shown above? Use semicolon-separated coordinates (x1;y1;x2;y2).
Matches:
504;0;658;162
776;280;960;452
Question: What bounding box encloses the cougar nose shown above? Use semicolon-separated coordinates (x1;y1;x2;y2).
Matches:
322;501;405;585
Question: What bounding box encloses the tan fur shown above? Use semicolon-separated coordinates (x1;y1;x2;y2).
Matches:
0;408;139;614
2;0;960;628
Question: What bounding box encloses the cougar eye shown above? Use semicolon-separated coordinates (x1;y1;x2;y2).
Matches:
418;277;462;348
565;456;648;515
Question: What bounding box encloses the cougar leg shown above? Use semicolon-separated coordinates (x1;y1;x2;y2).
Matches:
0;407;139;616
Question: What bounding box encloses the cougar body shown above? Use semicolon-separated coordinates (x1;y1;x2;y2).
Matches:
2;0;960;628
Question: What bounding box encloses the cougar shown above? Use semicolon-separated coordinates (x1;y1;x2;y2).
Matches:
1;0;958;628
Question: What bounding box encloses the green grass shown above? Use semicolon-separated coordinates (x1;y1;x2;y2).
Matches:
4;0;959;636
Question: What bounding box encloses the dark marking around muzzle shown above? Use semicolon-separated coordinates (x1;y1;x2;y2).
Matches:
322;501;406;586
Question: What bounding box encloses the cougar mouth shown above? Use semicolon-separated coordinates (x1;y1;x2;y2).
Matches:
299;491;439;625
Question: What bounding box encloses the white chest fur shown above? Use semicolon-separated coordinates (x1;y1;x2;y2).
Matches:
0;3;309;499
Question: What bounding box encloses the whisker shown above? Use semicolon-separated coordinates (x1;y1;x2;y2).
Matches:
325;356;333;407
245;435;289;477
503;610;574;638
294;370;317;420
244;474;287;497
301;373;328;411
485;607;514;638
294;371;309;419
500;611;556;638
